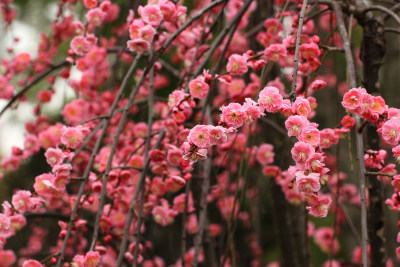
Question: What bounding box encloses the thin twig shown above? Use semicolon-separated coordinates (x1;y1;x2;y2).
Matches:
332;2;368;266
56;54;141;267
0;60;69;118
365;5;400;26
290;0;309;102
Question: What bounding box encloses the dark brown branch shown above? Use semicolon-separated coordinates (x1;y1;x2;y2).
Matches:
363;5;400;26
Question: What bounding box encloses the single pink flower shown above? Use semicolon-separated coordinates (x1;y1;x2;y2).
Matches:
187;125;211;148
299;127;320;147
220;103;246;128
127;39;150;53
189;77;209;99
258;86;283;113
264;44;286;62
139;4;163;27
70;36;91;56
291;141;314;165
256;144;275;165
296;172;321;194
226;54;248;76
381;119;400;146
285;115;309;137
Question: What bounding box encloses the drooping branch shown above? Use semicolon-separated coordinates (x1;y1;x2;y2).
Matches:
331;2;369;266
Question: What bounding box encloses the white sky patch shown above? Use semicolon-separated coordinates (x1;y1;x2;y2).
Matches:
0;20;39;59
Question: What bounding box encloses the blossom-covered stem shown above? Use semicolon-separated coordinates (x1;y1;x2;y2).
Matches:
180;10;212;87
221;126;253;266
133;53;156;267
88;53;143;251
0;60;69;118
191;0;254;80
199;16;242;122
132;181;146;267
192;107;212;267
181;179;192;266
56;54;142;267
72;120;105;160
154;0;227;61
289;0;308;103
116;129;166;266
332;3;368;266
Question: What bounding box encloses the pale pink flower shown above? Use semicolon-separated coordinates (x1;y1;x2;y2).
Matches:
182;142;208;162
226;54;248;76
292;97;311;117
391;175;400;191
12;190;35;213
189;77;209;99
378;164;397;183
296;172;321;194
127;39;150;53
341;115;355;129
0;214;10;234
313;225;339;254
129;19;145;39
319;128;338;149
173;193;195;213
0;249;16;267
152;202;177;226
165;175;186;192
84;0;97;9
264;44;286;62
364;149;387;169
149;149;166;162
186;214;198;234
393;145;400;163
72;255;84;267
299;127;320;147
208;126;228;145
291;141;314;165
86;8;106;26
61;125;89;149
285;115;309;137
258;86;283;113
388;108;400;120
139;4;163;27
139;24;156;43
22;260;43;267
308;195;332;218
188;125;211;148
342;88;364;112
84;251;101;267
167;147;183;166
381;119;400;146
242;98;262;123
305;153;325;173
45;147;65;167
220;103;246;128
370;96;386;115
300;43;321;59
24;134;40;154
309;79;326;91
33;173;58;196
70;36;91;56
256;144;275;165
